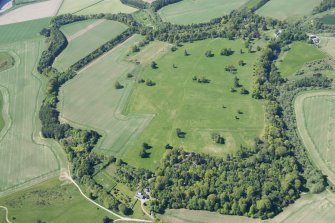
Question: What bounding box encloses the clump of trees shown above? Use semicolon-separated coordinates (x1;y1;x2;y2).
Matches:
115;81;124;89
220;48;234;56
205;50;214;57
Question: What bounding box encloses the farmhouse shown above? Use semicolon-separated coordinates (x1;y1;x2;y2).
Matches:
309;35;320;45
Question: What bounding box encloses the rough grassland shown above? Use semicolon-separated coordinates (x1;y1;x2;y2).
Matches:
0;178;118;223
125;39;265;170
161;191;335;223
58;0;136;15
0;51;14;72
256;0;323;20
158;0;249;25
0;40;59;193
54;20;128;71
0;18;50;44
295;91;335;185
59;35;154;158
128;41;171;64
320;35;335;59
278;42;326;77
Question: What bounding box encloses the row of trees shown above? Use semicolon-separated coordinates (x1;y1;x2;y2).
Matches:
313;0;335;14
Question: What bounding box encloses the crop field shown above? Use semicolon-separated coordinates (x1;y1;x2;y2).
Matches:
0;18;50;44
278;42;326;77
158;0;249;25
295;91;335;185
54;19;128;71
0;40;59;193
59;34;154;158
320;36;335;59
58;0;136;15
0;178;118;223
124;38;265;169
256;0;323;20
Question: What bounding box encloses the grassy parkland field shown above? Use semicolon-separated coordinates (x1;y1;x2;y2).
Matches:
59;34;154;158
0;178;118;223
256;0;323;20
158;0;249;25
124;38;265;169
58;0;136;15
54;19;128;71
278;42;326;77
295;91;335;185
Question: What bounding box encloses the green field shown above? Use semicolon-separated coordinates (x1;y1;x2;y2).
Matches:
0;39;61;193
58;0;136;15
158;0;249;25
59;34;154;158
0;18;50;44
320;14;335;25
0;51;14;72
54;19;128;71
0;178;118;223
278;42;326;77
0;92;4;133
295;91;335;185
124;38;265;169
59;19;99;37
256;0;323;20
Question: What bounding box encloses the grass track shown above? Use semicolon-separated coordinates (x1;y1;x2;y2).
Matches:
125;38;265;170
54;20;128;71
278;42;326;77
256;0;322;20
295;90;335;185
59;34;154;158
158;0;249;25
0;40;61;193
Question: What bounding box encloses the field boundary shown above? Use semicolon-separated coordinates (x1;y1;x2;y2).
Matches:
295;90;335;185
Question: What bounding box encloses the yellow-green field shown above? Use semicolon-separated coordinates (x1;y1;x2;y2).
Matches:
54;19;128;71
59;34;154;158
0;40;59;193
158;0;249;25
58;0;136;15
256;0;323;20
295;91;335;185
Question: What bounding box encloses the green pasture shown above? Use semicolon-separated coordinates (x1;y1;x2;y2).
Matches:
125;38;265;170
0;18;50;44
0;51;14;72
256;0;323;20
59;19;99;38
0;40;60;193
278;42;326;77
0;178;117;223
58;0;136;15
158;0;249;25
54;20;128;71
59;34;154;158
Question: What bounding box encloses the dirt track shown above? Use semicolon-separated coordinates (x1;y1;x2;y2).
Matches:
0;0;62;26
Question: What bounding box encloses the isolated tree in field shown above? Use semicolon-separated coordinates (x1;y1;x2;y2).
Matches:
234;76;241;88
127;73;133;78
140;149;149;158
114;81;123;89
220;48;234;56
171;45;177;52
132;45;140;53
151;61;158;69
103;216;113;223
240;49;243;54
143;142;151;150
225;65;237;73
176;128;186;138
184;49;189;56
205;50;214;57
146;80;156;86
240;87;249;95
238;60;245;66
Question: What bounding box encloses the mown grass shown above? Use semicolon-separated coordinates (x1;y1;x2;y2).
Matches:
158;0;249;25
0;40;59;192
256;0;323;20
278;42;326;77
59;35;153;158
60;19;99;37
58;0;136;15
0;18;50;44
54;20;128;71
0;178;117;223
124;38;265;170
